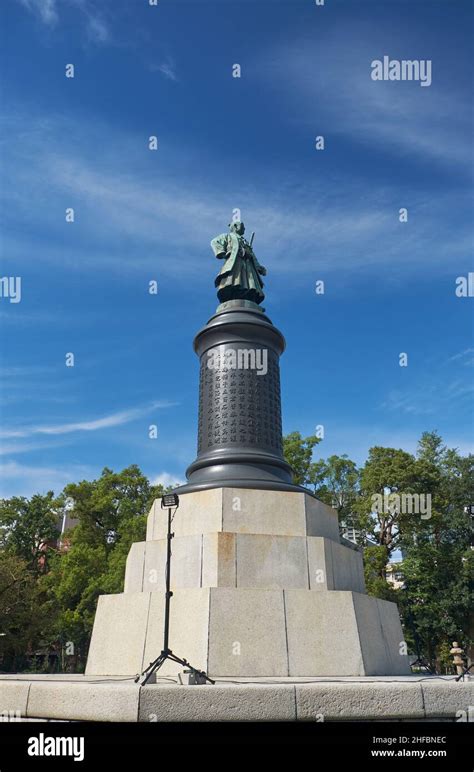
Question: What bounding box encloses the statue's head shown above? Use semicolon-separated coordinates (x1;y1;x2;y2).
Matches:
229;221;245;235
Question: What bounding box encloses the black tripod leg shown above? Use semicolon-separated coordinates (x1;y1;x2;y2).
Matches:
165;652;215;684
138;652;167;685
456;663;473;681
138;651;214;686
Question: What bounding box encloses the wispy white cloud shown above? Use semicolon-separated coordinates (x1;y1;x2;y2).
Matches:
19;0;58;26
447;348;474;366
442;437;474;457
84;10;109;43
255;23;471;167
151;471;185;488
0;365;56;377
2;108;471;285
150;58;178;82
381;379;474;417
381;391;436;416
0;310;61;327
0;401;176;439
0;439;70;456
17;0;110;44
0;460;95;498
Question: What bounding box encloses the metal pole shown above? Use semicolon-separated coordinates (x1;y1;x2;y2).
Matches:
163;507;173;652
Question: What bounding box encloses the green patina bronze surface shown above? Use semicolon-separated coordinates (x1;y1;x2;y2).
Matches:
211;221;266;305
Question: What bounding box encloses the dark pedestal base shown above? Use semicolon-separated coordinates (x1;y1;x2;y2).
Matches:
177;300;301;495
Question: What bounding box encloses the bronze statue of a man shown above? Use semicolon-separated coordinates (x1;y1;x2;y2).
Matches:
211;221;266;305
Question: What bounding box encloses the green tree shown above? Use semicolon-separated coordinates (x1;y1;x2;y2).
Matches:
0;492;61;573
282;432;321;487
0;492;62;670
363;545;399;602
312;454;360;523
0;554;54;672
396;433;474;669
399;541;473;670
352;446;420;555
42;465;163;669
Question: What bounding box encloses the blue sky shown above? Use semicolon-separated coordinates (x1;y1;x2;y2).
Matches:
1;0;473;497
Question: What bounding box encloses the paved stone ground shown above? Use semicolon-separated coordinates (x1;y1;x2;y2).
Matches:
0;674;472;722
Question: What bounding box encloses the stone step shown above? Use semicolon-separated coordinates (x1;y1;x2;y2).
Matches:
125;533;366;593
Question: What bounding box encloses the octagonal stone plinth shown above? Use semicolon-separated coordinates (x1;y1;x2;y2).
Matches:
86;588;409;677
86;487;408;678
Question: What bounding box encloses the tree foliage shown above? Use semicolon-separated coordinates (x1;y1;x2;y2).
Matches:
283;430;473;669
0;465;162;672
312;454;360;522
0;492;61;573
282;431;321;486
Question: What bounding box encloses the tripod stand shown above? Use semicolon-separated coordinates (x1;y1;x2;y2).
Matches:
136;496;214;686
455;663;473;681
410;654;434;674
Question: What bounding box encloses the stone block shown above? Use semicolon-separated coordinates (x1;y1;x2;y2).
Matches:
222;488;307;536
142;589;211;676
284;590;410;676
296;681;425;720
85;593;150;676
202;532;236;587
86;585;408;677
352;547;366;592
147;489;223;540
353;594;410;675
128;531;364;593
235;534;308;589
125;535;205;592
421;680;474;719
124;541;146;593
307;538;365;593
0;681;30;718
307;537;332;589
285;590;364;676
375;597;410;674
146;487;341;540
208;588;288;676
27;682;139;722
144;535;202;591
139;684;296;721
304;497;340;541
330;540;354;590
141;540;165;591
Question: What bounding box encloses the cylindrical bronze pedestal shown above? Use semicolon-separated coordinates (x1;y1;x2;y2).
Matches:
175;300;303;494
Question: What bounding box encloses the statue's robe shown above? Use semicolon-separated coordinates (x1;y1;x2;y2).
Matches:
211;232;265;304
